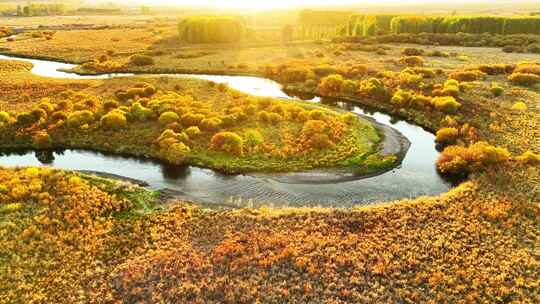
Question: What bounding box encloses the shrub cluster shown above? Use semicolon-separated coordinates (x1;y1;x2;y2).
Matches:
437;141;510;175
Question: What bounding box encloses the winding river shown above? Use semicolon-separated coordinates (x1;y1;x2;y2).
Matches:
0;53;451;207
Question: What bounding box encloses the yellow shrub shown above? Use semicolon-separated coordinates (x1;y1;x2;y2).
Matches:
100;110;127;130
158;112;180;126
162;143;191;165
511;101;527;111
432;96;461;114
67;110;94;128
516;151;540;165
435;128;459;144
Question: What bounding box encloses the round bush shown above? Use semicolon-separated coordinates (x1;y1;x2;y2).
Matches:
490;83;504;97
100;110;127;130
210;132;244;156
159;111;180;126
200;117;222;132
185;126;202;138
511;101;527;111
0;111;11;123
163;142;191;165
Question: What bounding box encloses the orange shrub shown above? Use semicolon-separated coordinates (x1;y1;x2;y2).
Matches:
437;142;510;175
210;132;244;156
448;70;486;82
508;73;540;86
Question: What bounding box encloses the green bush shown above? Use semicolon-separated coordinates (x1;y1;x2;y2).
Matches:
158;111;180;126
131;102;155;121
490;83;504;97
244;129;264;151
67;110;95;128
100;110;127;130
210;132;244;156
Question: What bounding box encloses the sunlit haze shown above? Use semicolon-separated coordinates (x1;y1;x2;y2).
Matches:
131;0;522;10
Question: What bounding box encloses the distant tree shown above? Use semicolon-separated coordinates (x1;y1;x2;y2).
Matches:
178;16;246;44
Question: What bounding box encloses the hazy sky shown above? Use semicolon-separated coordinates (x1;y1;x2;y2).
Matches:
131;0;520;10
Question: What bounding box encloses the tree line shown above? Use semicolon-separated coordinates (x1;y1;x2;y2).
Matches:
178;16;246;43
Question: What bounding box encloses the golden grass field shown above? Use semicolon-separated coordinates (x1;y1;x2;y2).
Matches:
0;15;539;303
